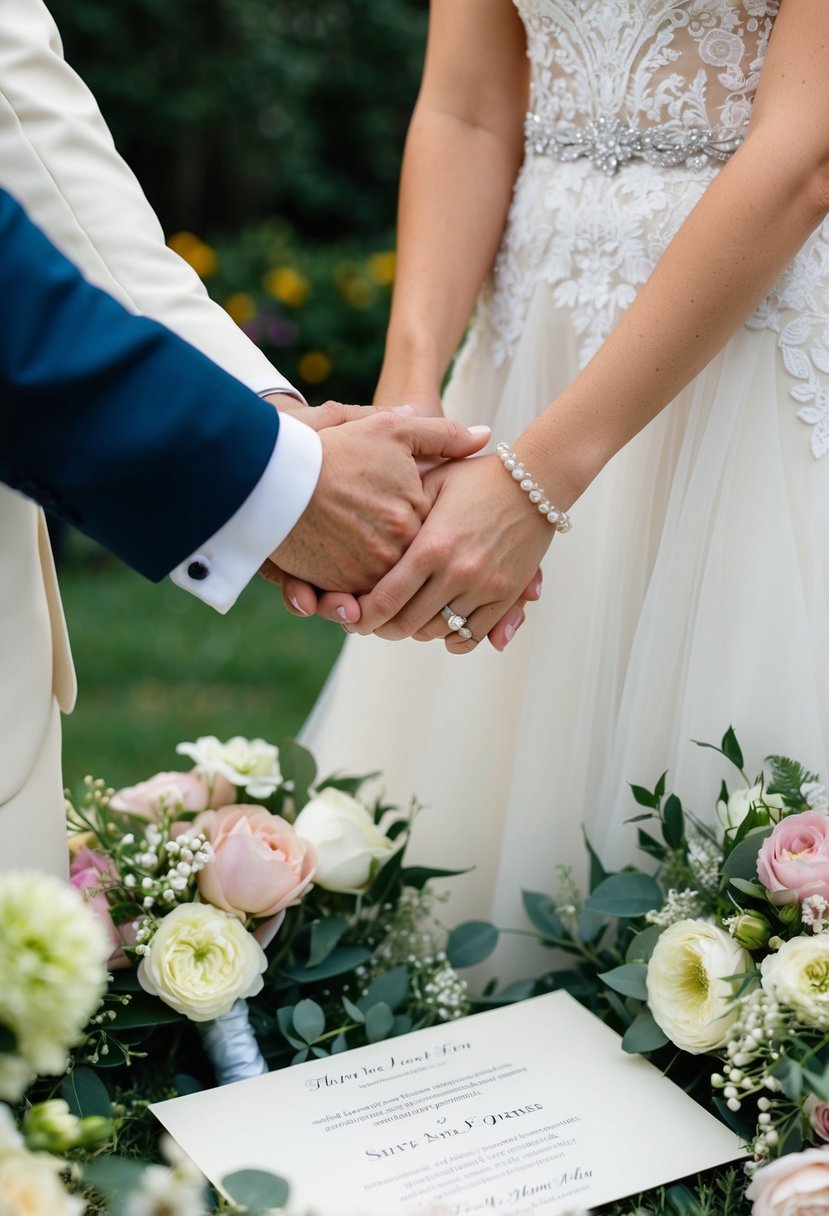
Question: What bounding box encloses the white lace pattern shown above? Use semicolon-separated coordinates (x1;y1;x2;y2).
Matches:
485;0;829;458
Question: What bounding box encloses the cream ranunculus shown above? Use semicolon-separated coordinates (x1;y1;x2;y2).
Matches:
0;872;110;1098
0;1129;84;1216
293;788;396;893
176;735;282;799
716;782;786;832
746;1146;829;1216
137;903;266;1022
646;919;753;1053
761;936;829;1029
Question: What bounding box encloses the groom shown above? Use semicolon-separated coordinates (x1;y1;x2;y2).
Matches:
0;186;489;877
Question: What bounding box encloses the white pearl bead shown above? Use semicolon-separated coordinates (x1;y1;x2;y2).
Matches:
538;501;551;514
547;510;560;523
529;490;542;503
504;459;516;471
520;478;533;491
511;468;524;480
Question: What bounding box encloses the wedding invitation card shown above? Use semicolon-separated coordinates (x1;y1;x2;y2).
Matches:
151;991;745;1214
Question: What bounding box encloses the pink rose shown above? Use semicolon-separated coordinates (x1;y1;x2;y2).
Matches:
808;1098;829;1142
746;1146;829;1215
757;812;829;906
70;849;136;969
193;805;316;921
110;770;235;820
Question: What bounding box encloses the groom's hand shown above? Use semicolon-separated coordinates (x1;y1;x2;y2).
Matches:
269;410;490;594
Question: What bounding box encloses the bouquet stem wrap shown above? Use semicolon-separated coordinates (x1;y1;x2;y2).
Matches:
198;999;268;1085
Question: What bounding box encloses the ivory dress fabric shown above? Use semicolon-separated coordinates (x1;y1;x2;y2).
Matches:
304;1;829;977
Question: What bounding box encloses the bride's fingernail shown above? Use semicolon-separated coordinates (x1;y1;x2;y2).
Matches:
503;610;523;645
337;607;351;623
467;425;491;436
289;596;308;617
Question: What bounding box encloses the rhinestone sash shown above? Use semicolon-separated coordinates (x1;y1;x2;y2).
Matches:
524;113;745;175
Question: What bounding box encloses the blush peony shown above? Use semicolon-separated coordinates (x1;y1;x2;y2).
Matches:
192;805;316;920
757;812;829;906
746;1146;829;1216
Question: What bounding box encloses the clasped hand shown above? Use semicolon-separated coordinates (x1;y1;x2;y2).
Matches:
264;399;551;651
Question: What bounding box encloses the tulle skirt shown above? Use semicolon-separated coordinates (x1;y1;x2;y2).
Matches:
303;161;829;980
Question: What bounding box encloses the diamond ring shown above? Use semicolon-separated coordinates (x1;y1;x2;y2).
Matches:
441;605;473;642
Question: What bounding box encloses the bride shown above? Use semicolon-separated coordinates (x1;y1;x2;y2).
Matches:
295;0;829;975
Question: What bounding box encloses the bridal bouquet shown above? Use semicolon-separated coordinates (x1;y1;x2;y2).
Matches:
67;734;471;1088
504;729;829;1214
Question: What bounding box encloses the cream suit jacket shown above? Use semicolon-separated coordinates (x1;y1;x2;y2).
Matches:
0;0;293;821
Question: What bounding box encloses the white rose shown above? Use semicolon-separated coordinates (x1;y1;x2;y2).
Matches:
293;788;396;893
803;783;829;812
761;936;829;1029
746;1146;829;1216
0;1145;84;1216
646;919;753;1053
716;781;786;832
137;903;266;1022
176;735;282;799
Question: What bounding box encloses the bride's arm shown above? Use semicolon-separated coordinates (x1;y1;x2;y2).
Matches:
372;0;529;412
355;0;829;647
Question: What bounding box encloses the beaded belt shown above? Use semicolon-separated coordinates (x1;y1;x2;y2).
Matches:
524;112;745;175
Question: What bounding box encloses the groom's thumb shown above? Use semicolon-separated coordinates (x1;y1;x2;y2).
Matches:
401;419;491;461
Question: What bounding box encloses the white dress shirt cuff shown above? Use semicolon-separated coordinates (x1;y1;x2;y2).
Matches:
169;412;322;612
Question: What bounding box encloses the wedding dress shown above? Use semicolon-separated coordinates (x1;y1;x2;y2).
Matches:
304;0;829;977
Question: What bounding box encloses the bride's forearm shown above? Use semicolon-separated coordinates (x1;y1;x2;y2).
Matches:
376;109;523;401
374;0;528;406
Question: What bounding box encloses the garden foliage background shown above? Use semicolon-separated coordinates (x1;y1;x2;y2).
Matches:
48;0;428;789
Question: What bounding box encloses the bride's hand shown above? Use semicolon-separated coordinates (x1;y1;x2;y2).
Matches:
352;454;555;651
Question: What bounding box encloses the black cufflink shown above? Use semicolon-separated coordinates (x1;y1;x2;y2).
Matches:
187;557;211;581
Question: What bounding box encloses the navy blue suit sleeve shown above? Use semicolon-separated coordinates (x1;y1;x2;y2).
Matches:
0;187;280;580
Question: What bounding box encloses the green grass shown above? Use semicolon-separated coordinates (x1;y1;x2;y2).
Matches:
58;535;344;792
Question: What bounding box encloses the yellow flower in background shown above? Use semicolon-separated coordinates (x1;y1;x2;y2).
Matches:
263;266;310;308
338;274;375;310
298;351;332;384
366;250;396;285
167;231;217;279
224;292;257;325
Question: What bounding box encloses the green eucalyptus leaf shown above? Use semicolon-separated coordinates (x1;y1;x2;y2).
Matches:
364;1002;394;1043
522;891;565;940
446;921;499;968
342;996;365;1024
284;946;372;984
626;924;663;965
583;829;608;892
621;1009;669;1054
85;1157;150;1216
360;965;408;1013
599;962;649;1001
771;1056;803;1102
308;916;349;968
292;999;326;1044
729;877;767;899
223;1169;290;1210
61;1067;111;1118
722;829;773;880
585;872;662;918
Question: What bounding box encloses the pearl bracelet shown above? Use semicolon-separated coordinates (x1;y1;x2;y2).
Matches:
495;442;572;533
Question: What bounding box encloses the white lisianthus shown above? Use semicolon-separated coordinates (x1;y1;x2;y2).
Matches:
293;788;396;893
803;782;829;812
0;872;110;1099
177;735;282;799
646;919;754;1053
137;903;266;1021
716;782;786;832
761;935;829;1028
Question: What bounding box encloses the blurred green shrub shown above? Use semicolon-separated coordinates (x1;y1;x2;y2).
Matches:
48;0;427;239
169;221;396;402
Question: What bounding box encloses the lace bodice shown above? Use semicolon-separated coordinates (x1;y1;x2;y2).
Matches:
517;0;777;135
473;0;829;458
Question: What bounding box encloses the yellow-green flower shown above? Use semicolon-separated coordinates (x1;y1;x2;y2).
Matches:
0;872;110;1100
298;351;332;385
167;231;217;279
263;266;310;307
366;250;396;285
